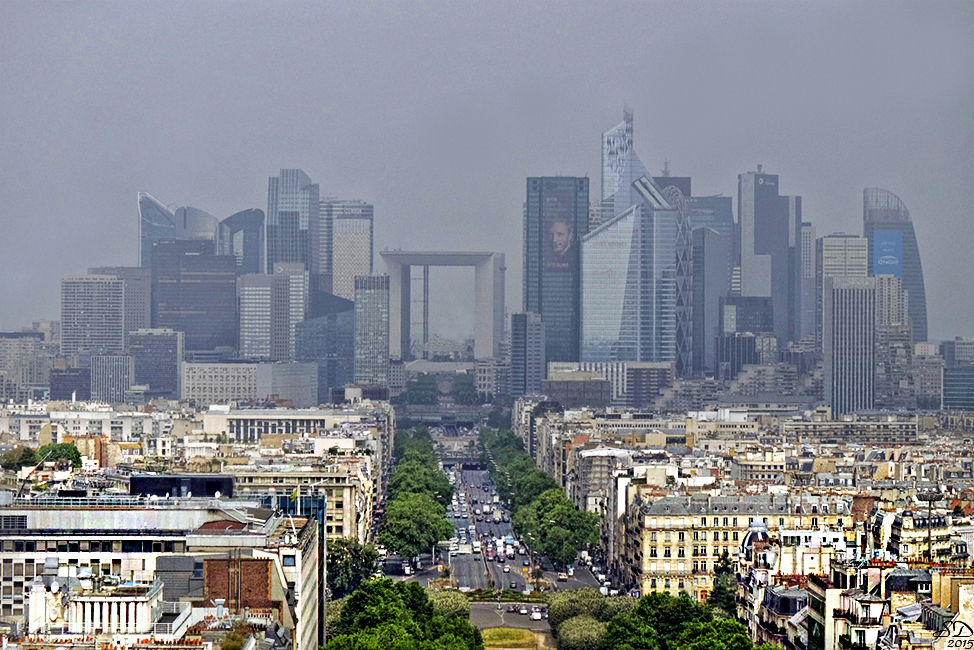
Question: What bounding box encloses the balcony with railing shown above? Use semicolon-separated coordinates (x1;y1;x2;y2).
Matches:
832;609;883;627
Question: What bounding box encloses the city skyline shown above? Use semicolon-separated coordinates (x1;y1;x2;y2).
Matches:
1;3;971;343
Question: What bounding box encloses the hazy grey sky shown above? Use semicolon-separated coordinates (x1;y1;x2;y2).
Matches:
1;1;972;341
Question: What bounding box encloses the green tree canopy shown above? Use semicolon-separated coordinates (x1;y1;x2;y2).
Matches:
676;619;754;650
707;552;736;617
327;539;381;599
427;589;470;619
0;446;38;471
599;592;714;650
558;615;606;650
387;459;452;507
326;579;482;650
38;442;82;468
378;492;454;559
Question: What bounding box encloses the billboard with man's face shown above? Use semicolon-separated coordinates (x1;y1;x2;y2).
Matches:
873;230;903;278
542;183;577;273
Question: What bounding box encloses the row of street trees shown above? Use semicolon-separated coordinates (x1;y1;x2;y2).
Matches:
479;428;598;568
377;427;453;560
545;588;778;650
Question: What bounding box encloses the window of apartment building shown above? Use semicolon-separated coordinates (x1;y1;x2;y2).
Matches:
664;532;671;542
812;518;818;527
693;561;699;572
651;532;657;542
723;546;728;556
282;555;296;567
664;548;671;558
722;532;728;542
678;532;685;542
700;561;707;572
722;517;728;526
693;531;699;541
678;548;685;558
733;532;739;541
678;580;684;590
701;531;707;541
664;579;671;590
733;517;738;527
651;579;657;589
700;517;706;526
837;518;843;527
650;548;657;558
779;518;785;526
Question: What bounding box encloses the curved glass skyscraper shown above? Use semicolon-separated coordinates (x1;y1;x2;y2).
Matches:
863;188;927;343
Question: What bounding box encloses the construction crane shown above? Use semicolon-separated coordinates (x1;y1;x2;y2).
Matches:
15;449;56;499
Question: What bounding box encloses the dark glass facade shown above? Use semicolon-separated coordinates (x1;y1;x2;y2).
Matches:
524;177;590;363
50;367;91;401
943;366;974;410
151;239;237;351
864;188;927;344
220;209;265;275
128;329;183;399
719;296;774;335
691;226;732;373
138;192;176;269
295;293;355;404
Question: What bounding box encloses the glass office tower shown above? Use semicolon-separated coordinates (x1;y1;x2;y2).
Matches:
601;109;650;222
267;169;320;274
138;192;176;268
524;177;590;363
581;177;676;363
219;209;265;275
863;188;927;344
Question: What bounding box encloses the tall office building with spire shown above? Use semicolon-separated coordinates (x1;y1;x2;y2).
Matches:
863;188;927;344
601;109;650;222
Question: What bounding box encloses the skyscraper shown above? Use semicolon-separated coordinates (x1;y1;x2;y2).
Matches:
580;178;676;364
823;276;875;414
137;193;219;269
799;223;817;342
524;177;590;363
601;109;649;221
128;328;184;399
691;226;732;373
738;166;802;343
874;275;914;410
510;312;545;397
151;239;237;352
219;209;265;275
238;263;307;361
326;199;374;301
353;275;390;386
815;233;868;349
295;293;355;404
267;169;320;274
60;275;126;356
90;355;134;403
88;267;152;345
864;188;927;344
138;192;176;269
660;184;693;377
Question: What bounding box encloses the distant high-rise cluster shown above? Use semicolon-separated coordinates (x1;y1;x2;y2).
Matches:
8;111;956;413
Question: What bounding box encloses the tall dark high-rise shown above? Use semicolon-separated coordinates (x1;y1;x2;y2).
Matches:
510;312;545;397
863;188;927;344
738;166;803;343
128;328;184;399
296;293;355;404
266;169;320;274
353;275;390;386
691;226;732;373
524;177;589;363
219;209;265;275
151;239;237;352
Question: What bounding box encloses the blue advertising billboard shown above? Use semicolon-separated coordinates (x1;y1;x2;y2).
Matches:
873;230;903;278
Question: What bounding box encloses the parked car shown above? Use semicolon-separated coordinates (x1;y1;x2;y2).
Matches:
557;573;569;582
